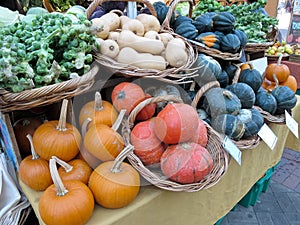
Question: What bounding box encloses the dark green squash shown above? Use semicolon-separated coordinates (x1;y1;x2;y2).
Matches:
153;1;175;25
271;86;297;114
243;108;264;138
220;33;241;53
211;113;245;140
232;29;248;48
226;83;256;108
193;53;222;87
203;87;242;119
224;64;238;83
212;11;235;34
238;68;263;92
175;21;198;40
195;32;220;49
173;15;193;29
193;12;216;33
255;87;277;115
217;70;230;88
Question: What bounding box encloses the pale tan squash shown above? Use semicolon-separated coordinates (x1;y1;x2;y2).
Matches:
159;33;174;46
107;31;120;43
118;30;165;55
119;15;131;28
99;12;120;31
91;18;110;39
165;38;188;67
144;31;161;41
117;47;167;70
100;39;119;58
122;19;145;36
136;14;161;33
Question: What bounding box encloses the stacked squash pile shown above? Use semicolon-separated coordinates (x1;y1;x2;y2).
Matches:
90;11;190;70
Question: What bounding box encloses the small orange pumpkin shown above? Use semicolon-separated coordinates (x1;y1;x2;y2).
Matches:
39;159;94;225
111;82;146;115
53;156;92;185
18;134;52;191
88;144;140;209
265;55;290;83
79;91;118;129
280;75;298;93
83;110;125;162
240;62;251;71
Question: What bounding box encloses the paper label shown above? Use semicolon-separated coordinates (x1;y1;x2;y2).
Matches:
285;110;299;139
222;136;242;166
258;123;278;150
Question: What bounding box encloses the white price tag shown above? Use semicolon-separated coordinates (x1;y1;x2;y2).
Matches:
258;123;278;150
222;136;242;166
285;110;299;139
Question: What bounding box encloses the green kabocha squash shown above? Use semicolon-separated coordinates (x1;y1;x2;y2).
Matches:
195;32;220;49
211;113;245;140
238;67;263;92
224;63;238;83
242;108;264;138
220;33;241;53
203;87;242;119
255;87;277;115
175;21;198;40
237;108;252;124
193;12;216;33
217;70;230;88
232;29;248;48
153;1;176;25
212;11;235;34
226;82;256;108
193;53;222;86
173;15;193;29
271;86;297;114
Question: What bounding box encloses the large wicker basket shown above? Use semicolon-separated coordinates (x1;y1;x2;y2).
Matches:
191;80;262;150
163;0;243;61
86;0;199;85
122;95;229;192
0;65;99;113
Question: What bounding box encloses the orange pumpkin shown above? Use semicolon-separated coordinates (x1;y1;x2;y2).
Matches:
135;94;156;121
190;119;208;147
39;159;94;225
153;103;199;144
33;99;81;161
79;91;118;129
280;75;298;93
240;62;251;71
83;110;125;162
111;82;146;115
18;134;52;191
53;156;92;185
88;145;140;209
265;55;290;83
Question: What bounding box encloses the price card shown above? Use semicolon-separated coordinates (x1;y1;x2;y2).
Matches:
222;136;242;166
258;123;278;150
285;110;299;139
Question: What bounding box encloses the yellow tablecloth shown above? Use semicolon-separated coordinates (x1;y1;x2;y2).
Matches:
20;103;298;225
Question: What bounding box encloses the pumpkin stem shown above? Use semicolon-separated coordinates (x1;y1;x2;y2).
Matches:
112;109;126;131
272;73;279;87
277;54;283;65
57;99;68;132
52;156;73;173
94;91;104;111
111;144;134;173
222;90;233;99
26;134;39;160
81;117;92;137
49;158;68;196
189;81;196;92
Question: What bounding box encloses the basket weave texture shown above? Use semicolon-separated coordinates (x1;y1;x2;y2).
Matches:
0;65;99;113
86;0;199;84
122;95;229;192
191;80;262;150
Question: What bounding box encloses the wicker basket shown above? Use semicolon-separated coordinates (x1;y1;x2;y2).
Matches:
191;80;262;150
162;0;243;61
122;95;229;192
0;65;99;113
86;0;198;85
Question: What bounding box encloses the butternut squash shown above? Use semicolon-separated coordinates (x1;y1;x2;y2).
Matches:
119;15;131;28
107;31;120;42
122;19;145;36
117;47;167;70
99;12;120;31
159;33;174;47
169;37;186;50
144;31;161;41
165;38;188;67
91;18;110;39
136;14;161;33
100;39;119;58
118;30;165;55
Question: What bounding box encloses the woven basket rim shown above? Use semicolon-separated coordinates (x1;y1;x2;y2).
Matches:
122;95;229;192
0;65;99;113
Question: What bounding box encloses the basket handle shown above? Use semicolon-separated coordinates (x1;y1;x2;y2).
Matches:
161;0;194;30
86;0;157;19
191;81;220;109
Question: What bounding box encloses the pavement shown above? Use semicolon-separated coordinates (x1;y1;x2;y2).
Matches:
218;148;300;225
